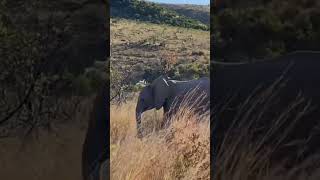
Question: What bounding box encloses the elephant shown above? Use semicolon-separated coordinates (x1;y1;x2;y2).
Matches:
82;83;109;180
211;51;320;167
136;75;210;138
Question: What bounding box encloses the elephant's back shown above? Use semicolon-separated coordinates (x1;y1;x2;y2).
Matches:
212;52;320;104
193;77;210;94
184;78;210;108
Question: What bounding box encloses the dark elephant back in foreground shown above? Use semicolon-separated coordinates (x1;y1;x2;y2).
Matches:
82;84;109;180
212;51;320;166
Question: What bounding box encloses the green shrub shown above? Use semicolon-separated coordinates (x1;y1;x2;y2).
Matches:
213;1;320;61
173;63;209;80
72;75;93;96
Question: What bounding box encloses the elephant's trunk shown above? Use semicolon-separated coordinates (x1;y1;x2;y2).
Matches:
135;107;143;138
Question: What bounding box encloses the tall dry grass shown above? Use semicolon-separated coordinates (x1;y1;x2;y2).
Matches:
110;96;210;180
212;78;320;180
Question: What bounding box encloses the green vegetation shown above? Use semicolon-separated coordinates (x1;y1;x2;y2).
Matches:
213;0;320;61
172;62;209;80
160;3;210;25
111;0;209;30
0;0;107;138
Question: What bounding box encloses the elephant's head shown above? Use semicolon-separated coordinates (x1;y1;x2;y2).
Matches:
136;75;171;138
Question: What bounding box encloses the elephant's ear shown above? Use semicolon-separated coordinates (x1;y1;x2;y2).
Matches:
151;76;170;110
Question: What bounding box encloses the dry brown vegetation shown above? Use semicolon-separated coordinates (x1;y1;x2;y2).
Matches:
110;19;209;82
212;79;320;180
110;96;210;180
109;80;320;180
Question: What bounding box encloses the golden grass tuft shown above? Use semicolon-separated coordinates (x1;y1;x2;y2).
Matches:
110;97;210;180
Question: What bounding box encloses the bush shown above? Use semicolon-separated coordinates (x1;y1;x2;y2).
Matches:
213;1;320;61
173;63;209;80
72;75;94;96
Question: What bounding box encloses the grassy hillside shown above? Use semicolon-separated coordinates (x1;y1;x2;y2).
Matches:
110;19;209;99
110;0;209;30
159;3;210;25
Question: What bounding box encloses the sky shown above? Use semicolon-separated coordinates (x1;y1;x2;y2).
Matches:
147;0;210;5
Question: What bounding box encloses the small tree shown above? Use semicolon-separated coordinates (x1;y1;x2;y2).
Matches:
160;50;178;76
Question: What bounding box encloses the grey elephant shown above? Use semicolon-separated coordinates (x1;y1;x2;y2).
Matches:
136;75;210;138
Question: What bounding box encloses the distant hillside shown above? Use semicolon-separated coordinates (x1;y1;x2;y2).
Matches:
110;0;209;30
159;3;210;25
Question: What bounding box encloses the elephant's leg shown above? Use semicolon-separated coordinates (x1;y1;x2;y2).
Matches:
161;109;176;129
100;159;109;180
161;103;168;129
89;163;101;180
161;113;169;129
161;97;184;129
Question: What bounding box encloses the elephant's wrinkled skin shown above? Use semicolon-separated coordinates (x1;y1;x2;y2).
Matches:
136;75;210;137
212;51;320;166
82;84;109;180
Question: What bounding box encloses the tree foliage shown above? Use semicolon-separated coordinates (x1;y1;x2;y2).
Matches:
0;0;107;138
212;0;320;61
